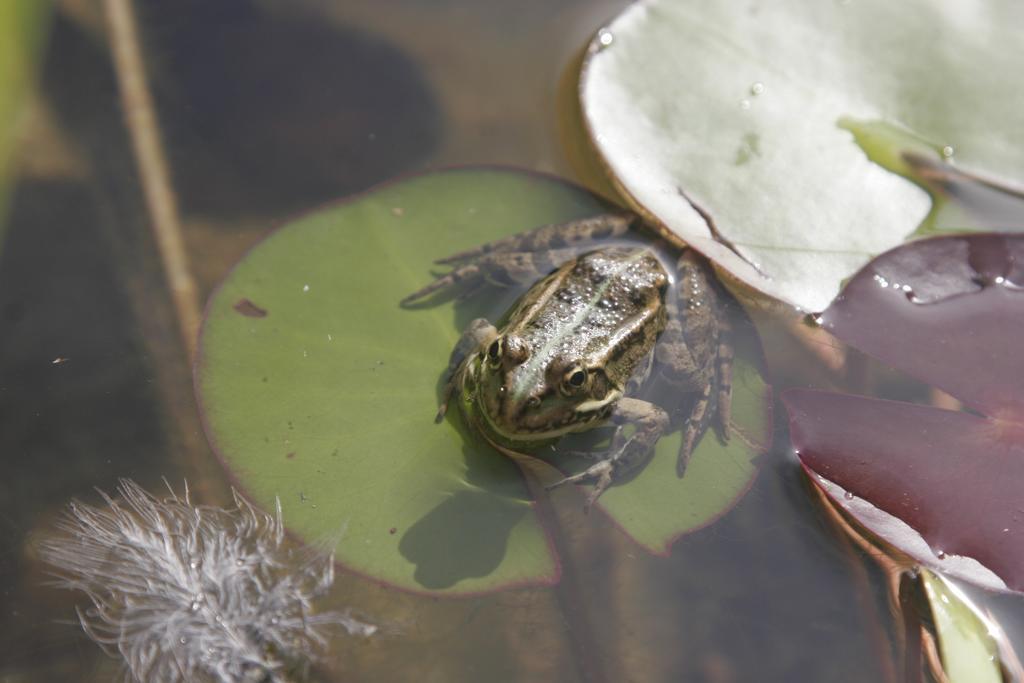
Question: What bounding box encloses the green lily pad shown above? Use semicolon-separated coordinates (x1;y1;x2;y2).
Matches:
197;168;767;595
580;0;1024;312
0;1;50;244
920;571;1008;683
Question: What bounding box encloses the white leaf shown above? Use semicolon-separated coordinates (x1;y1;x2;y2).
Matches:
581;0;1024;311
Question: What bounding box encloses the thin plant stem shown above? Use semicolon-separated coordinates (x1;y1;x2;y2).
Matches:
102;0;201;361
100;0;227;502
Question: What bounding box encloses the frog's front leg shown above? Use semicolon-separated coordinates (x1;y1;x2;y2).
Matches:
547;397;669;510
436;318;497;422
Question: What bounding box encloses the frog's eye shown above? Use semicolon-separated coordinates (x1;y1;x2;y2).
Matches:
562;366;588;393
486;338;503;366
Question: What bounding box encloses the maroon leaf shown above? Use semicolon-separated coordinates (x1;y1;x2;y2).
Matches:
785;233;1024;592
784;390;1024;591
820;234;1024;417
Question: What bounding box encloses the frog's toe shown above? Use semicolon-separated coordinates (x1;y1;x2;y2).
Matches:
547;459;612;487
717;402;732;442
558;447;609;461
676;450;692;477
544;471;584;491
677;427;699;477
719;421;731;443
545;460;615;511
400;264;482;305
583;468;615;512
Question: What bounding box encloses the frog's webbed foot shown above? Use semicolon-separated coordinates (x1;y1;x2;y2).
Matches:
401;213;640;305
546;397;668;511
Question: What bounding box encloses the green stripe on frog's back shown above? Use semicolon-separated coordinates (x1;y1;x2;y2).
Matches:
504;247;666;405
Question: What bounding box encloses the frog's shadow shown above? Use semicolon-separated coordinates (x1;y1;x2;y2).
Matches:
396;402;535;591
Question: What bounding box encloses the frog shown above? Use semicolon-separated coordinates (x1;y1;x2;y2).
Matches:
402;212;733;508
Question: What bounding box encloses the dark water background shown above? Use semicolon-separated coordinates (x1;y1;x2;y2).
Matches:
1;1;1021;681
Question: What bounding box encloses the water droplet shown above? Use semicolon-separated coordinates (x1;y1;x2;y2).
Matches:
190;601;201;612
189;560;198;569
750;82;765;96
935;549;947;559
739;99;751;110
597;28;614;48
1003;527;1010;533
270;616;280;625
843;491;854;500
302;284;310;292
180;636;188;645
942;145;955;159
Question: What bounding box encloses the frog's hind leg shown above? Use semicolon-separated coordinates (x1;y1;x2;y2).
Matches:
402;249;577;305
676;302;736;465
436;318;496;422
655;249;733;476
403;213;640;304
